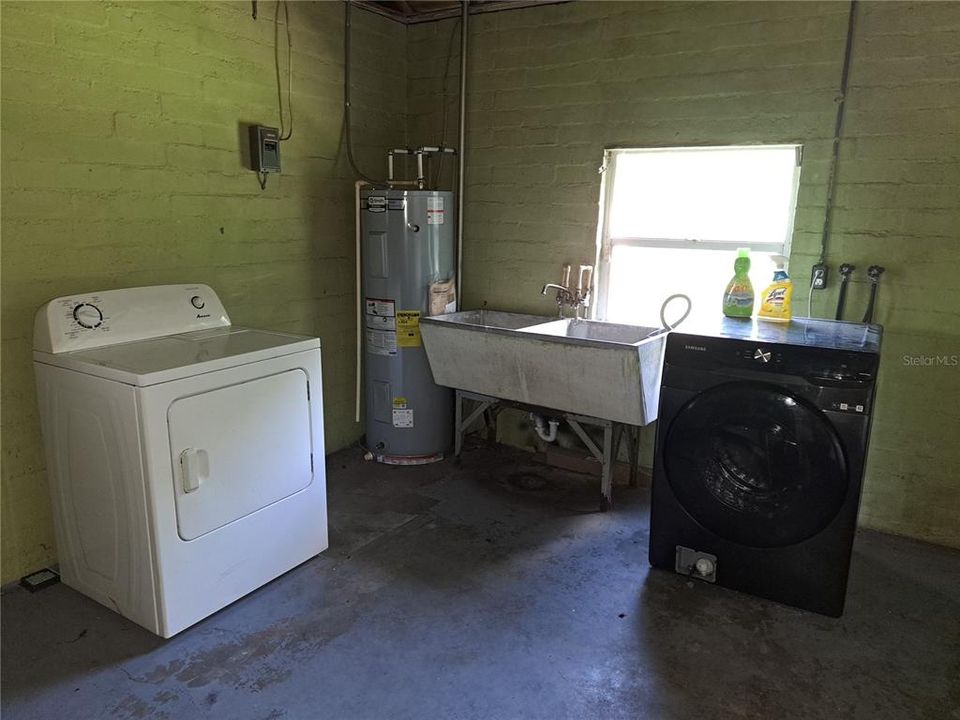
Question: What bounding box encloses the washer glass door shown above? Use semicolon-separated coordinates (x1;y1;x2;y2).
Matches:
664;381;848;548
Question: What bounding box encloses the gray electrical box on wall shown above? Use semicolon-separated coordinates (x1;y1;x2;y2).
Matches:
249;125;281;173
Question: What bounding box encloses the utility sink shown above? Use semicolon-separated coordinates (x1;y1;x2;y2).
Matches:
420;311;667;425
521;318;662;344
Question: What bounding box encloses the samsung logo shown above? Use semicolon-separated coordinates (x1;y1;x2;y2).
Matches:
684;344;707;352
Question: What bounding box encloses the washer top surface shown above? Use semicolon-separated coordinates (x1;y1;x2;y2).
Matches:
676;317;882;354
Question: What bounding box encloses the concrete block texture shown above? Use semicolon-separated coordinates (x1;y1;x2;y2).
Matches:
2;0;958;585
406;1;960;549
0;0;406;583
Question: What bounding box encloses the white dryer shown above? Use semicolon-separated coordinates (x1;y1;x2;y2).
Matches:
33;284;327;637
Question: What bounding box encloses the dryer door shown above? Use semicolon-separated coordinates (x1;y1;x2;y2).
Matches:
664;381;848;548
168;369;313;541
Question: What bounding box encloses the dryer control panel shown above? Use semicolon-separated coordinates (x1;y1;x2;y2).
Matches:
34;284;231;354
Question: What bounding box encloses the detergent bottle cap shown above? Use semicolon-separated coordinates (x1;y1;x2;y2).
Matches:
737;248;750;259
770;254;787;269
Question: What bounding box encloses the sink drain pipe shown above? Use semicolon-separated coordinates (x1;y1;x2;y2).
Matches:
530;413;560;443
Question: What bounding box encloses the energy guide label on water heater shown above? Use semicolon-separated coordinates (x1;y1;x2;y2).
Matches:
365;298;397;356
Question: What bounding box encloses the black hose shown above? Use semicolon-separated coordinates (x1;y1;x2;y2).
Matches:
835;263;855;320
835;280;849;321
862;265;885;324
862;284;878;324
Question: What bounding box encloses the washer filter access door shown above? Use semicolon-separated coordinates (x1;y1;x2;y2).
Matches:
664;381;848;549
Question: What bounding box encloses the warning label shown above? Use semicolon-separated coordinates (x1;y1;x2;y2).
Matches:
366;314;395;331
427;196;445;225
396;310;421;348
366;329;397;356
365;297;397;356
365;298;395;317
392;408;414;428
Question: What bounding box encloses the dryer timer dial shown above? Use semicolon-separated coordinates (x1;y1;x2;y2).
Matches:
73;303;103;329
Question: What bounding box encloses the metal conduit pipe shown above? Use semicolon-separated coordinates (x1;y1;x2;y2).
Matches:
456;0;468;309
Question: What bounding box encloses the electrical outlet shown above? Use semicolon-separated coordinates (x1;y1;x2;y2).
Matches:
811;263;829;290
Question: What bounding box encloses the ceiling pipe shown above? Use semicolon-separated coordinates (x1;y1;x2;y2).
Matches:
456;0;468;310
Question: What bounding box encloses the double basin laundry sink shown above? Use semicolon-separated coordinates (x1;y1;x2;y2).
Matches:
419;310;667;426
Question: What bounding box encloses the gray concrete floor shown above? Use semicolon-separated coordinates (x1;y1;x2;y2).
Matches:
2;443;958;720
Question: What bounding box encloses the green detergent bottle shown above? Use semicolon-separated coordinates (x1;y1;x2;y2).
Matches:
722;248;754;317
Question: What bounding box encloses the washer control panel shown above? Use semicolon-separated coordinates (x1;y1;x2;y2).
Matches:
739;346;782;365
34;284;231;354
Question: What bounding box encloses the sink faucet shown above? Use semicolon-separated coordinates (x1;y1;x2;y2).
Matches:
541;263;594;319
541;283;574;318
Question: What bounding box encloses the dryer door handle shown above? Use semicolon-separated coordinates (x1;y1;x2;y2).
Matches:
179;448;209;493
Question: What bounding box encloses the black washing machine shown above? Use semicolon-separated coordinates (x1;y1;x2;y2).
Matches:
649;317;882;616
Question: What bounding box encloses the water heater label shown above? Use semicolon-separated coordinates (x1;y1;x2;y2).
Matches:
367;196;386;212
396;311;421;348
365;298;398;355
365;298;395;317
366;329;397;356
366;314;396;331
392;408;414;428
427;196;445;225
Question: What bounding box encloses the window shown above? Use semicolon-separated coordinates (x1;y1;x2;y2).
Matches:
594;145;802;326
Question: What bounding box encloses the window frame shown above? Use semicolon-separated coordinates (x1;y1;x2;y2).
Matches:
593;144;803;321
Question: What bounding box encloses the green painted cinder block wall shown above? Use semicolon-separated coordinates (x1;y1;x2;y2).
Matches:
1;1;958;584
407;1;960;548
0;1;406;583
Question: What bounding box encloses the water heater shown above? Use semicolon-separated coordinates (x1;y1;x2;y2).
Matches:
361;188;455;464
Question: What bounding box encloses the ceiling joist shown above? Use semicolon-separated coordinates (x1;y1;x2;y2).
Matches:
353;0;571;25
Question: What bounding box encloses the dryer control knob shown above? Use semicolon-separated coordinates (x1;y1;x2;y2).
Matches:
753;348;772;363
73;303;103;329
190;295;205;309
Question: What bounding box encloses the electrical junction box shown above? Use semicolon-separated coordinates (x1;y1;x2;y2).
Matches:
811;263;829;290
249;125;281;173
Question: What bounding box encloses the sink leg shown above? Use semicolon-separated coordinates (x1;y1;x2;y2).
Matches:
600;422;614;512
455;391;464;458
612;424;623;469
566;415;615;512
626;426;640;488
